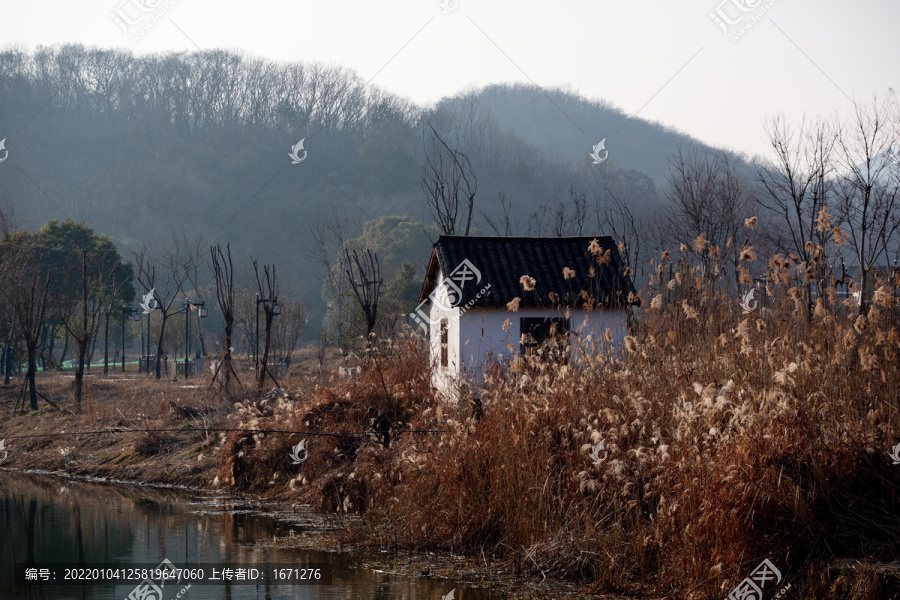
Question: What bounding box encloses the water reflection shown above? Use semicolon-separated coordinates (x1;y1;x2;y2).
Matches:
0;472;503;600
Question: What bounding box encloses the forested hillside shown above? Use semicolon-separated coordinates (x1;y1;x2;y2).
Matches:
0;45;730;328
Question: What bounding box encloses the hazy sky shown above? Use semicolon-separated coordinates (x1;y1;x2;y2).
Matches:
1;0;897;158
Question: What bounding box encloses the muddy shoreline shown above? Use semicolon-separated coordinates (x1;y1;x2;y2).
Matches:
0;466;601;600
0;368;609;599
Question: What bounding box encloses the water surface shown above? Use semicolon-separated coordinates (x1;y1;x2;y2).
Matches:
0;471;503;599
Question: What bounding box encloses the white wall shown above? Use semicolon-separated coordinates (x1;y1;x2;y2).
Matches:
426;268;630;397
428;270;461;396
432;303;629;394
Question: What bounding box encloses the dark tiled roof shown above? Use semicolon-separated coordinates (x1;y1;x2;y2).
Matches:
419;236;638;308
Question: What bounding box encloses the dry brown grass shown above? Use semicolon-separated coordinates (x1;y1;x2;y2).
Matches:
0;370;308;486
212;241;900;598
6;239;898;598
216;339;432;510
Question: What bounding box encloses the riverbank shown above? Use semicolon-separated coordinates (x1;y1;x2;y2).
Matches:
0;370;602;600
0;468;592;600
0;469;539;600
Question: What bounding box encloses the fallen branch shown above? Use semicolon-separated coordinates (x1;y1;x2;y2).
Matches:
36;391;77;416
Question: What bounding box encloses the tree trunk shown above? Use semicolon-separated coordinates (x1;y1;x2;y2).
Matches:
155;315;168;380
26;343;38;410
224;318;233;390
74;251;88;412
257;312;274;390
74;339;87;413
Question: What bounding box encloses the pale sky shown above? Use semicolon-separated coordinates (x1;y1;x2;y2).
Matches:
1;0;897;158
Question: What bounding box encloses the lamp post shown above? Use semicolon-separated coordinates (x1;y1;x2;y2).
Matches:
183;299;207;379
138;311;144;373
145;310;151;374
122;307;140;373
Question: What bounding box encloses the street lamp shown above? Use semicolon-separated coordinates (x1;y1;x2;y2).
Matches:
183;299;207;378
122;306;140;373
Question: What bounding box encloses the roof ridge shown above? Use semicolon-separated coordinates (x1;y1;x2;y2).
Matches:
436;235;616;242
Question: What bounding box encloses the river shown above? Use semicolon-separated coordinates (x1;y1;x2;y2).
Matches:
0;471;506;600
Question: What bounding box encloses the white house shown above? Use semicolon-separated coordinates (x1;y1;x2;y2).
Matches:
411;236;638;396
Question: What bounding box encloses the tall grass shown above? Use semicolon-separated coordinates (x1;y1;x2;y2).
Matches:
223;232;900;598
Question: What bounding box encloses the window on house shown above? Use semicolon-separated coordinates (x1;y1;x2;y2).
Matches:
440;319;449;369
520;317;570;360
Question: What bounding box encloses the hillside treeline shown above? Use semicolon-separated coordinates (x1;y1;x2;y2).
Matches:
0;44;713;324
1;44;898;363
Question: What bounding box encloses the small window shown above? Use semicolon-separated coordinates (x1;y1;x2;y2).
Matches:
520;317;570;360
440;319;449;369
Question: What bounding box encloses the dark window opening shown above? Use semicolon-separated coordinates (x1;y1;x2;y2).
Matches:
520;317;570;360
440;319;449;369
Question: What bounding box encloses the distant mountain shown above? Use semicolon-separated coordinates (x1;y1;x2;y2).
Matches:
0;45;752;325
441;83;715;185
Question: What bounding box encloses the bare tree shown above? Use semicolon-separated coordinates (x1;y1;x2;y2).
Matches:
344;248;383;340
15;273;50;412
833;97;900;313
543;185;589;237
483;192;516;236
270;300;307;364
304;213;360;351
421;119;477;236
133;238;198;379
668;146;755;288
1;233;51;411
756;116;837;267
0;207;18;386
595;188;645;283
252;259;279;390
55;251;113;411
210;243;241;393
